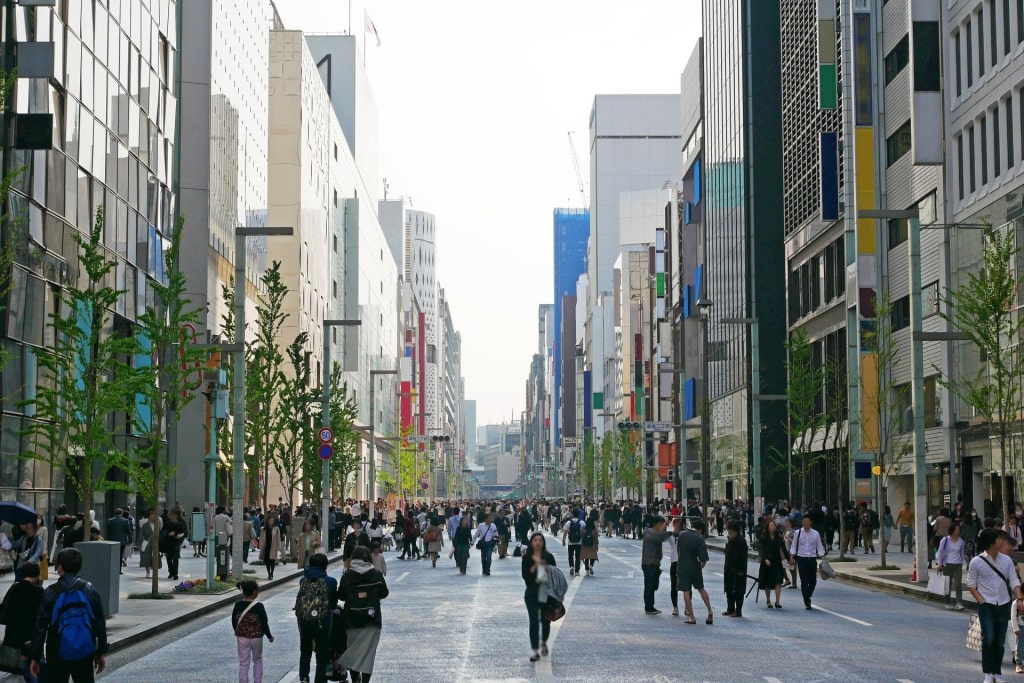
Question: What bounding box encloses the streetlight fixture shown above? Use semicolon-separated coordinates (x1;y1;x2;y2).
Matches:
231;226;293;579
320;319;361;539
696;297;713;518
369;369;398;502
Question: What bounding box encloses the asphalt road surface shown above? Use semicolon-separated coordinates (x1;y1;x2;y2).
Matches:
101;533;982;682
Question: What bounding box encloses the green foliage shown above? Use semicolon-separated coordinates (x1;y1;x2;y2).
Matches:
326;365;361;501
22;209;146;531
379;424;417;499
772;330;827;503
939;225;1024;523
613;430;640;498
271;332;316;507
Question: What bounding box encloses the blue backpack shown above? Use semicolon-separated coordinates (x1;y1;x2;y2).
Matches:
51;580;97;661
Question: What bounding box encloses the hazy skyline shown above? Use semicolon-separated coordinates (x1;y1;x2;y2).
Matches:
276;0;702;423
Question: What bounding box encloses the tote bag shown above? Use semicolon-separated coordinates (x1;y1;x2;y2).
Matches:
927;570;950;596
966;614;982;652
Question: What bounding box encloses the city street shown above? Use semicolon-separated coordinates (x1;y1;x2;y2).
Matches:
102;533;976;682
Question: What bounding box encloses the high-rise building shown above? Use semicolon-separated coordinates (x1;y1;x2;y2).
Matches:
701;0;787;502
553;208;589;447
0;0;180;517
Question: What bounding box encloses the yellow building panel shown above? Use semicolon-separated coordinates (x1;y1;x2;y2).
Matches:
860;352;879;453
857;219;876;253
855;128;876;255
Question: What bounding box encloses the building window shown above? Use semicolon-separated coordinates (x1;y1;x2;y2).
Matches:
968;124;977;192
1007;96;1015;167
955;29;963;97
886;121;913;166
994;106;1002;177
1019;0;1024;44
978;8;986;77
981;114;989;185
884;35;909;85
967;17;974;87
1006;0;1013;55
990;0;998;67
891;295;911;331
888;217;908;248
896;377;938;431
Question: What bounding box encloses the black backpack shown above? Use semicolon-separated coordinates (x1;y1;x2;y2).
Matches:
295;576;330;623
582;529;595;548
568;520;582;544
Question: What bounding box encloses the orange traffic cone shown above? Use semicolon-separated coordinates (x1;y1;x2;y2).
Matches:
910;556;918;582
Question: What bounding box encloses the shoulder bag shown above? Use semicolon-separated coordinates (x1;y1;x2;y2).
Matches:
980;555;1015;602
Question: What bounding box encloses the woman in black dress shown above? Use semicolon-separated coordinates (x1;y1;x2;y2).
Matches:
759;520;789;608
722;520;748;617
522;531;556;662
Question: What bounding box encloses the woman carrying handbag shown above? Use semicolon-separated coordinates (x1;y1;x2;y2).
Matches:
759;520;789;608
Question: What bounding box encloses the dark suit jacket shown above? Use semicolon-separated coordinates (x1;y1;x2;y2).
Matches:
676;530;709;575
106;516;132;545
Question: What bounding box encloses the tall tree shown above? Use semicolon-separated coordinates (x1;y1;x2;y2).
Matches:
779;330;827;505
940;226;1024;524
326;368;361;502
378;424;417;499
23;209;144;532
129;216;204;596
821;354;855;559
270;332;317;508
862;291;908;568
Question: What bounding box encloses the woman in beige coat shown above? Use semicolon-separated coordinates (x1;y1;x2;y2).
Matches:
294;520;321;569
258;514;283;579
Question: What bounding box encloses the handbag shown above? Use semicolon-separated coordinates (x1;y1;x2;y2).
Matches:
0;550;13;573
0;643;22;674
927;569;950;596
819;559;836;580
966;613;982;652
542;597;565;623
40;554;48;580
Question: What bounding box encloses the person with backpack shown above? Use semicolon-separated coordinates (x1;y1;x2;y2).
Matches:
495;511;511;559
337;546;389;683
28;548;108;683
580;518;600;577
0;561;44;682
561;511;584;577
295;552;337;683
424;517;443;568
473;513;499;576
233;580;274;683
859;504;877;554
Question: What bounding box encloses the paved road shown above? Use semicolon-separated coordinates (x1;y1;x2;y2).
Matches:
102;533;982;682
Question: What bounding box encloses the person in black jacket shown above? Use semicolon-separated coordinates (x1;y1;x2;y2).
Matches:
337;547;388;683
0;561;43;681
522;531;557;662
453;516;472;575
160;509;187;580
343;519;372;567
758;520;790;609
722;520;749;618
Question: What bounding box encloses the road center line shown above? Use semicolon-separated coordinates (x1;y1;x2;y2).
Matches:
764;677;785;683
896;679;916;683
535;567;586;683
394;571;409;583
812;603;873;626
276;672;299;683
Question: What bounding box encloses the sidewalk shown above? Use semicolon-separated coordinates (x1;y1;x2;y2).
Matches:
0;545;345;652
703;533;970;607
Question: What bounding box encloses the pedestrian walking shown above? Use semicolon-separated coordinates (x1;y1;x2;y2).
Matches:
343;519;372;569
522;531;556;662
561;511;584;577
233;580;274;683
967;528;1023;683
259;513;283;580
138;510;161;579
337;547;389;683
295;520;321;570
453;516;472;575
473;513;498;576
580;518;599;577
295;552;337;683
424;518;443;567
759;520;789;609
880;505;895;553
782;517;799;589
160;509;187;580
896;501;915;553
0;561;43;682
789;515;826;610
28;548;108;683
722;520;748;618
677;520;714;625
104;510;131;574
936;523;966;610
666;518;683;616
640;515;675;615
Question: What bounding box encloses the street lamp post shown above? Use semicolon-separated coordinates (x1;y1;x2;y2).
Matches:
696;298;713;517
321;319;361;543
232;226;292;579
369;369;398;503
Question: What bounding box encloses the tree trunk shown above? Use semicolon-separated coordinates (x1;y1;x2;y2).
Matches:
880;484;888;568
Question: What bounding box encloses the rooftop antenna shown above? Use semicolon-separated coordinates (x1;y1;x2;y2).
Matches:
568;131;589;208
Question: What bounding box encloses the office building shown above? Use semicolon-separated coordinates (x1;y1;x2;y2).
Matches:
553;208;589;449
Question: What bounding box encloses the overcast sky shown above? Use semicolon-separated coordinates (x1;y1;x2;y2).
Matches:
276;0;702;424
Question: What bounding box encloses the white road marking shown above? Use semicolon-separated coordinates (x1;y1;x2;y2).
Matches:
811;604;873;626
653;676;672;683
713;572;724;577
535;565;587;683
627;571;635;579
631;543;642;549
394;571;409;583
896;680;915;683
276;672;299;683
764;678;785;683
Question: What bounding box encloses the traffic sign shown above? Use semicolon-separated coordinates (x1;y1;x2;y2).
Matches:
408;435;429;444
318;444;334;460
319;427;334;442
645;421;672;433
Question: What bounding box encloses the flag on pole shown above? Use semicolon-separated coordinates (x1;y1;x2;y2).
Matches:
364;9;381;47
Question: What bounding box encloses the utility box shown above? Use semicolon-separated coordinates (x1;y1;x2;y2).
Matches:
75;541;121;617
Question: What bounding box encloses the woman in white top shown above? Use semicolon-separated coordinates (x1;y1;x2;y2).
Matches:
935;522;966;610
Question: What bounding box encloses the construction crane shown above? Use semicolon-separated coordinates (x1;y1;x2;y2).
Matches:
568;131;589;208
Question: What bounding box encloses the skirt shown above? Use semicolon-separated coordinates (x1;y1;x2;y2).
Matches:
338;626;381;673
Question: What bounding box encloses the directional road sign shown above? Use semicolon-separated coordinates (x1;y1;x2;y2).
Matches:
408;435;430;444
319;427;334;443
645;421;673;433
318;443;334;460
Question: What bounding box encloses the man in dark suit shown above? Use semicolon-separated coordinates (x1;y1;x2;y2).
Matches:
106;509;132;573
676;519;714;624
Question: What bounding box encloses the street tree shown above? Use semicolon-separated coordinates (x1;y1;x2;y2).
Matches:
379;424;417;499
129;216;204;596
326;368;361;502
940;225;1024;524
23;209;144;532
771;330;826;505
272;332;317;508
862;291;908;569
821;354;856;559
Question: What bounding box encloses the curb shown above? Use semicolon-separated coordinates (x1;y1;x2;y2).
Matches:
107;552;346;653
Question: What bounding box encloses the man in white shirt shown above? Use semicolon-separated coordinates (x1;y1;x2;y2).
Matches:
561;512;584;576
967;528;1024;683
788;515;826;610
213;506;233;580
446;508;462;542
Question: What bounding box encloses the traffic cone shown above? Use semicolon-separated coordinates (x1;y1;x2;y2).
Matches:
910;556;918;582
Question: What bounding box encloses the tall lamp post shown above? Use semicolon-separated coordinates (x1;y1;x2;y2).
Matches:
232;226;293;579
321;319;361;542
696;298;713;517
369;369;398;502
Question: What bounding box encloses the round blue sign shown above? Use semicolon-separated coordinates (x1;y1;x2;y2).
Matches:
318;444;333;460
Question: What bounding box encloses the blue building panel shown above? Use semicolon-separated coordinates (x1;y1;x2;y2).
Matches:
684;378;697;421
553;208;590;446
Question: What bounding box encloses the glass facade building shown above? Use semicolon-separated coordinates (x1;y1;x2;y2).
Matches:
0;0;178;518
553;208;588;445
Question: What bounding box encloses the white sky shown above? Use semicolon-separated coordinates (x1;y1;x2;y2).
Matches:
275;0;702;424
